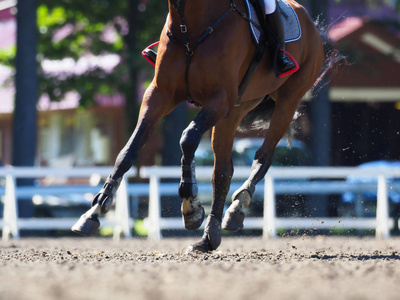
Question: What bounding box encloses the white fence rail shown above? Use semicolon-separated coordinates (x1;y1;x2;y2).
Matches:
1;166;400;241
0;167;137;241
140;166;400;240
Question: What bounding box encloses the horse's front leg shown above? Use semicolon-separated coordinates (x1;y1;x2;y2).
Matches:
187;126;238;252
179;94;230;231
72;85;177;236
222;96;301;232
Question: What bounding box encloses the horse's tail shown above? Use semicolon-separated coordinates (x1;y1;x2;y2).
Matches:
237;96;274;133
237;96;298;143
312;23;347;92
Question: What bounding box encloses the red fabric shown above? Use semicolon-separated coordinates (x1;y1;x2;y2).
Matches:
278;49;299;78
141;41;159;67
141;51;156;67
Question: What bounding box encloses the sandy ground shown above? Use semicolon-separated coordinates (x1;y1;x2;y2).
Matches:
1;236;400;300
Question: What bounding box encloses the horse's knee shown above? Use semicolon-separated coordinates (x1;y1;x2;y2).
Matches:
180;102;230;162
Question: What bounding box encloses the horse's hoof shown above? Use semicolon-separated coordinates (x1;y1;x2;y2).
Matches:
204;214;221;250
71;214;100;236
185;236;214;253
71;203;101;236
182;200;205;230
222;199;245;232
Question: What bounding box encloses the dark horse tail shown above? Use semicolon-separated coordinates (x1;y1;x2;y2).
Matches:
237;96;275;133
237;96;298;142
312;24;347;92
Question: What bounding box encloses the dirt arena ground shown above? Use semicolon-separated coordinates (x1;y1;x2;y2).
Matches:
1;236;400;300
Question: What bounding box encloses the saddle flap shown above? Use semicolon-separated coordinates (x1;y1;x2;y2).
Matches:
246;0;302;44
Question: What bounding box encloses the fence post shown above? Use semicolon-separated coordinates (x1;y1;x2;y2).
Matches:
2;175;20;241
148;175;162;240
376;174;389;239
263;175;276;239
114;177;132;240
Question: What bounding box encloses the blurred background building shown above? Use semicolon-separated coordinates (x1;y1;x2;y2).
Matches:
0;0;399;169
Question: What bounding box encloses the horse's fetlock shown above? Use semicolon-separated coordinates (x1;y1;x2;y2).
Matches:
99;197;113;215
179;182;198;200
92;176;122;215
231;188;252;208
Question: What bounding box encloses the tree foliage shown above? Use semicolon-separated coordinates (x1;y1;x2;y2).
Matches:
1;0;167;108
39;0;167;107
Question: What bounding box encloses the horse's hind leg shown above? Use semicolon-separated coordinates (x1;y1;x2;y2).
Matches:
72;85;177;236
222;93;303;232
179;93;230;231
222;20;325;231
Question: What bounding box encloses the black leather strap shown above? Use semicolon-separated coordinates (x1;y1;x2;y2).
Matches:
99;176;121;197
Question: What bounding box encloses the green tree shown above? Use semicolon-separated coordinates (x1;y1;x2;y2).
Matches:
37;0;167;132
1;0;168;135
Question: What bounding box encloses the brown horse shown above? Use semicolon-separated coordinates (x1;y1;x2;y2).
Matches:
72;0;326;252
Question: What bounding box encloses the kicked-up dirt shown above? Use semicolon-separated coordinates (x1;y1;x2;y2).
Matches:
1;236;400;300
